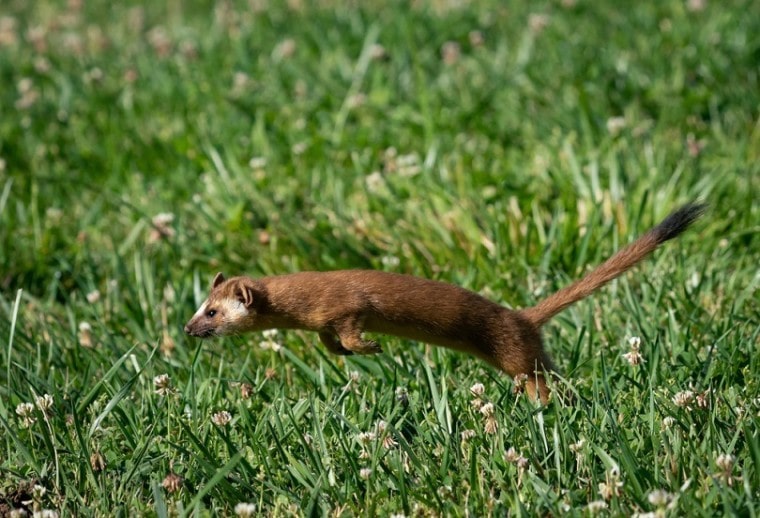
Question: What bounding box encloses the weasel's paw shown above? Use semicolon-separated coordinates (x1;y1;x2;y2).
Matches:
319;332;355;356
355;340;382;355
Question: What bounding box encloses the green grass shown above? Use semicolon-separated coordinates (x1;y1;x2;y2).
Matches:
1;0;758;515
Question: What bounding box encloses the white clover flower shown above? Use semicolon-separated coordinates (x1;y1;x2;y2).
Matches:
368;44;387;60
468;30;484;47
343;371;361;391
598;482;613;500
153;374;172;396
505;447;520;463
441;41;460;65
715;452;737;485
586;500;608;514
90;451;106;472
149;212;175;242
673;390;695;408
622;336;644;365
469;382;485;397
479;402;494;417
696;389;711;409
382;435;398;449
380;254;399;267
715;453;734;472
606;116;626;135
528;13;550;33
32;484;46;499
231;72;250;94
78;321;94;348
248;157;267;170
396;153;421;177
86;290;101;304
505;447;528;468
364;171;385;194
234;503;257;517
291;142;307;155
484;417;498;434
598;469;623;500
357;431;376;445
162;472;182;493
272;38;296;60
512;373;529;394
686;0;706;12
569;439;586;452
16;402;36;427
212;410;232;427
437;485;453;498
259;338;281;352
647;489;674;507
569;439;587;469
622;350;644;366
34;394;53;414
461;429;476;442
45;207;63;223
359;468;372;480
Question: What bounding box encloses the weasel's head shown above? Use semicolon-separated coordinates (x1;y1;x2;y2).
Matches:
184;272;264;338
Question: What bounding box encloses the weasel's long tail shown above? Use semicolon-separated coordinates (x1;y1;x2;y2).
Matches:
521;203;706;327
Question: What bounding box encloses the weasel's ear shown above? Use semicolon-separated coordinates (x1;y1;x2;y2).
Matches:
212;272;226;289
234;282;257;308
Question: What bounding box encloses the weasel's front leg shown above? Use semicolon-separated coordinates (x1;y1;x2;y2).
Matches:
318;331;353;356
335;317;382;355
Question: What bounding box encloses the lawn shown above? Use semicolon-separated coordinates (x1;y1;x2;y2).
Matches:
0;0;758;515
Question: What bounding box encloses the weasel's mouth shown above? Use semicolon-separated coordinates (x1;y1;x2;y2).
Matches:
184;326;216;338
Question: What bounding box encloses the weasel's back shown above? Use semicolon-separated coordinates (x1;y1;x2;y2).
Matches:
299;269;502;319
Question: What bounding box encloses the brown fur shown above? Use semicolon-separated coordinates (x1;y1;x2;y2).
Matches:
185;204;705;403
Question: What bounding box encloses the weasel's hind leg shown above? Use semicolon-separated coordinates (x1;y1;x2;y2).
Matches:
334;317;382;355
496;313;556;404
524;372;552;405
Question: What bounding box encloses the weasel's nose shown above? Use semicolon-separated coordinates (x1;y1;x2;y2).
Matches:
184;325;191;335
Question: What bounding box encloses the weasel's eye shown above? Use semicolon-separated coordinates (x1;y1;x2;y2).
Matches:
206;309;217;318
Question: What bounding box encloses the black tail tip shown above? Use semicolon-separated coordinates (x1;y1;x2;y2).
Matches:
652;202;707;243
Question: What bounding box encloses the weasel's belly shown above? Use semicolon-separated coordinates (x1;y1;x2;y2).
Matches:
363;315;494;361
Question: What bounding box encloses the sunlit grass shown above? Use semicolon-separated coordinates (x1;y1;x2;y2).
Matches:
0;0;758;515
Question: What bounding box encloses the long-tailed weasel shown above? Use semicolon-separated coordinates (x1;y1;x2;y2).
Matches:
185;203;705;402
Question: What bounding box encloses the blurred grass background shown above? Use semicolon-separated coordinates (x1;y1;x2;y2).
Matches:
0;0;758;515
